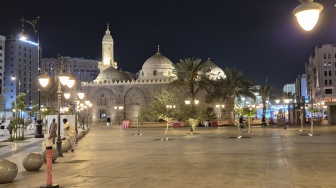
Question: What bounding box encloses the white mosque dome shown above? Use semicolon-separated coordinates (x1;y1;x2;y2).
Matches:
138;47;175;80
204;58;226;80
95;66;133;83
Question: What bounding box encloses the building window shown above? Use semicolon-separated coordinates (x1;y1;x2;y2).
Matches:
142;71;144;76
324;54;326;59
330;80;332;85
100;110;106;118
329;62;331;67
324;63;327;67
325;89;333;94
329;71;332;76
153;70;157;76
328;54;331;58
325;80;328;85
324;71;327;76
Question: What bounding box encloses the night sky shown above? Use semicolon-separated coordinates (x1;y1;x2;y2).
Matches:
1;0;336;91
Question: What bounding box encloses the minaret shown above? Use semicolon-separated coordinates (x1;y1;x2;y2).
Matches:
98;23;117;72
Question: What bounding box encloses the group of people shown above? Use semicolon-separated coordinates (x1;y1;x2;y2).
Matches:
48;118;76;152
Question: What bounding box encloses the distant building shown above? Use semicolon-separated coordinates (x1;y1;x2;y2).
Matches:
305;44;336;124
41;57;99;83
283;83;295;95
82;24;226;122
306;44;336;103
295;74;308;102
4;37;38;110
0;35;5;95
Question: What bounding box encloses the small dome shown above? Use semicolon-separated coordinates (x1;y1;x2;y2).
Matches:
142;52;174;70
204;58;226;80
95;67;132;82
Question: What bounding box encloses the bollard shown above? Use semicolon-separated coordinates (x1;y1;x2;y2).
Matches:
40;142;59;188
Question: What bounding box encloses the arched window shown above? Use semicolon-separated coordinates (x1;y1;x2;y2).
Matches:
153;70;157;76
142;71;144;76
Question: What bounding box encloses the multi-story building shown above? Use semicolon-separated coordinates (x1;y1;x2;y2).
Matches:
306;44;336;103
295;74;308;102
305;44;336;124
41;57;99;84
0;35;5;96
283;83;295;95
4;37;39;110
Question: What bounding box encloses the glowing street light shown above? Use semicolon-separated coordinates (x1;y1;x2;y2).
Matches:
38;56;72;157
293;0;323;31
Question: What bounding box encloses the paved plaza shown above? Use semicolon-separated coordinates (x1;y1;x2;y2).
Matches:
1;123;336;188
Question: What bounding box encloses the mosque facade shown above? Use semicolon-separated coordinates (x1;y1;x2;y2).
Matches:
82;24;225;123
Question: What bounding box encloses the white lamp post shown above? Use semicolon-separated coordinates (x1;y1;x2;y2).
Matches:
114;105;124;125
38;56;72;157
284;99;290;129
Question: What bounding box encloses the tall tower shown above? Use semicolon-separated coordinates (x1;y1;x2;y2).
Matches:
98;24;117;72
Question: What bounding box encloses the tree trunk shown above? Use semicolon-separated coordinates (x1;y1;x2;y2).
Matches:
227;96;235;125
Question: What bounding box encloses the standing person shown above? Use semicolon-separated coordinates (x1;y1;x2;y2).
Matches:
204;121;209;127
48;118;57;144
239;115;244;128
106;117;111;127
62;118;75;152
261;116;266;127
29;118;36;130
0;121;4;136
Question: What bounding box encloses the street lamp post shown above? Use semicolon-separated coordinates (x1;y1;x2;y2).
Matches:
38;56;72;157
284;99;290;129
216;104;225;123
64;87;85;143
19;17;44;138
114;105;124;126
85;100;92;129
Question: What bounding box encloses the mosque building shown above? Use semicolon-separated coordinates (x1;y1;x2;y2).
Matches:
81;24;225;123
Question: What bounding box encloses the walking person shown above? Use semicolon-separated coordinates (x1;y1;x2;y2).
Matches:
62;118;75;152
0;121;4;136
261;116;267;127
48;118;57;144
107;117;111;127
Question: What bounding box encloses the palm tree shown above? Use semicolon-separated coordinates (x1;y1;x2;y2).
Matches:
169;58;213;103
207;68;255;125
169;58;213;130
258;84;275;118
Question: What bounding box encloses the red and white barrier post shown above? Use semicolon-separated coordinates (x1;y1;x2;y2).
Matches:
41;143;59;188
